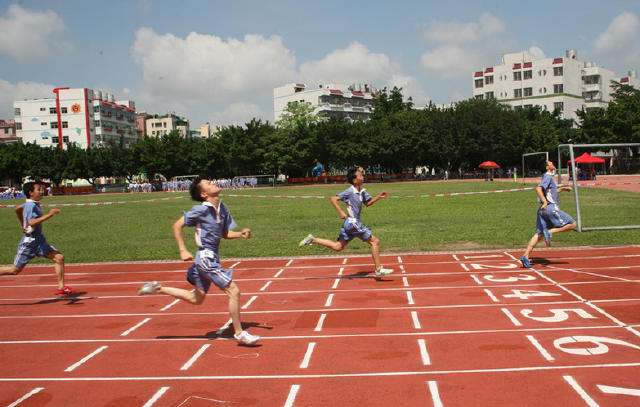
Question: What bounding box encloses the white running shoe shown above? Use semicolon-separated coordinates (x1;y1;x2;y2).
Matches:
374;267;394;277
234;330;260;345
138;281;161;295
299;234;315;247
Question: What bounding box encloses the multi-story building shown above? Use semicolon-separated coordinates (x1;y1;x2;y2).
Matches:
145;114;190;137
13;88;138;149
620;70;639;90
0;119;18;144
273;83;376;123
472;49;636;122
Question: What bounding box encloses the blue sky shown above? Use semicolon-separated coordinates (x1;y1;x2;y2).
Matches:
1;0;639;126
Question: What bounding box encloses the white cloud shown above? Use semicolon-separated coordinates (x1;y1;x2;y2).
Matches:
593;11;640;70
527;46;546;60
422;13;505;45
0;5;68;61
0;78;55;118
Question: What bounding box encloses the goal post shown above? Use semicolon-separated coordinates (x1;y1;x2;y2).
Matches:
521;151;549;184
557;143;640;232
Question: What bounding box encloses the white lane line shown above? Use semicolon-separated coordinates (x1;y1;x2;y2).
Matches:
338;267;344;275
483;289;499;303
342;258;348;265
259;281;272;291
215;319;233;335
452;254;459;261
427;380;443;407
324;294;334;307
402;277;409;287
273;269;285;278
417;339;431;365
143;386;170;407
526;335;555;361
597;384;640;396
411;311;422;329
331;278;341;289
500;308;523;326
314;314;326;332
180;344;210;371
160;299;180;312
400;264;406;274
397;256;403;264
563;375;598;407
120;318;151;336
299;342;316;369
285;259;294;267
406;291;415;305
241;295;258;310
229;262;241;269
470;275;483;285
546;266;632;282
64;345;108;372
503;251;518;261
7;387;44;407
283;384;301;407
460;263;469;271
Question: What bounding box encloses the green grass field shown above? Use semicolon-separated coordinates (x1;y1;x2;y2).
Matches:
1;180;639;264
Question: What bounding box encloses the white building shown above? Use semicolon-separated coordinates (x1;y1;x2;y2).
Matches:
472;49;636;122
273;83;376;123
14;88;138;149
145;114;190;138
0;119;17;144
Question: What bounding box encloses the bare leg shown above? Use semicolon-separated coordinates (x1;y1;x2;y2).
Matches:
549;223;576;235
223;282;243;335
311;237;348;252
523;233;542;258
158;286;205;304
0;265;21;276
367;236;381;270
45;251;65;289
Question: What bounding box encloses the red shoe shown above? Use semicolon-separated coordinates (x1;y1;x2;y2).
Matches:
55;286;74;296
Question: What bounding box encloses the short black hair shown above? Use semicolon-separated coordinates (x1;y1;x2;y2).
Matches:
22;181;38;198
346;167;359;185
189;177;205;202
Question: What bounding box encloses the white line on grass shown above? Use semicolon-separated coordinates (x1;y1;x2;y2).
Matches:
180;344;210;371
427;381;443;407
314;314;326;332
143;386;170;407
526;335;555;361
64;346;108;372
500;308;523;326
7;387;44;407
563;375;598;407
160;299;180;312
417;339;431;365
411;311;422;329
284;384;301;407
299;342;316;369
241;295;258;310
120;318;151;336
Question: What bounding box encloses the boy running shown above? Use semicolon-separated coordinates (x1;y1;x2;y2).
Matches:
299;166;393;277
138;178;259;345
0;182;73;295
520;161;577;268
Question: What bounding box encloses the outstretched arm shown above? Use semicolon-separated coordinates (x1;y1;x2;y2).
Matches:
27;208;60;227
330;196;347;219
172;217;193;261
364;191;388;207
224;228;252;240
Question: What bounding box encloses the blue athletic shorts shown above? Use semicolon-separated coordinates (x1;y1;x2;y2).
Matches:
13;236;57;269
186;249;233;293
338;217;372;242
536;205;575;234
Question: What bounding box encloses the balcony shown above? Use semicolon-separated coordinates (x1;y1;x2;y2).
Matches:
582;83;600;93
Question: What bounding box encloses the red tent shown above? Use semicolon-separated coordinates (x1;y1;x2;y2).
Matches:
479;161;500;169
569;152;605;164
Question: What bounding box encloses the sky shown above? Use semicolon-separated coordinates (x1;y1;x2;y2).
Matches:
1;0;639;127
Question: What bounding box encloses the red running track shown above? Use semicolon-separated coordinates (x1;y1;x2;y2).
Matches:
0;246;639;406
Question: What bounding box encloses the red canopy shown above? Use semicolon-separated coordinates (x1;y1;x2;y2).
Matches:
570;152;605;164
479;161;500;169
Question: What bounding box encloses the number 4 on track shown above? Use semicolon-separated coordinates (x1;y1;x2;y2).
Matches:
503;289;561;300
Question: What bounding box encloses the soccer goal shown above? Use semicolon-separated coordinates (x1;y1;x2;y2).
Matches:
521;151;549;184
557;143;640;232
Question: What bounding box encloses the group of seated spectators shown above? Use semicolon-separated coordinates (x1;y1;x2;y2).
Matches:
0;187;25;200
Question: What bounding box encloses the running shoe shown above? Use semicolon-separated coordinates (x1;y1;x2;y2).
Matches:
54;286;74;296
374;267;394;277
138;281;161;295
520;256;532;269
298;234;314;247
234;330;260;345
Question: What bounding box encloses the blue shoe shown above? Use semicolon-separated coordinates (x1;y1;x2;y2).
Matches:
542;229;552;247
520;256;532;269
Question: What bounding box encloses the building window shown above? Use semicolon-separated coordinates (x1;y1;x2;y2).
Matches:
16;122;22;130
52;136;59;143
514;89;523;98
553;66;563;76
524;104;533;108
50;122;58;129
513;71;522;81
41;122;47;126
523;70;532;80
61;107;68;114
40;107;46;112
553;84;564;94
15;108;21;116
485;76;494;85
485;91;494;99
94;106;100;113
50;107;57;114
475;94;484;100
524;87;533;97
62;121;68;128
554;101;564;111
475;79;484;88
94;120;101;127
163;122;167;128
62;136;69;143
